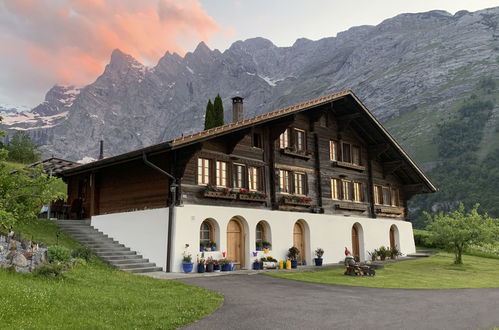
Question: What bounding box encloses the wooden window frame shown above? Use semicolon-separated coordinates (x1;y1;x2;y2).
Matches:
233;163;246;189
279;129;290;149
197;158;211;185
391;188;400;207
331;178;341;200
293;172;306;196
215;160;228;187
256;222;266;244
294;128;306;151
374;185;383;205
278;169;291;193
200;220;214;245
340;142;362;166
248;166;261;191
252;132;263;149
354;182;364;203
330;140;339;161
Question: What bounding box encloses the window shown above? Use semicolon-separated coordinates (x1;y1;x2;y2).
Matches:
233;164;246;188
248;166;260;191
391;188;400;206
279;129;289;148
342;143;351;163
382;187;391;206
295;129;306;151
352;146;361;165
342;180;355;201
331;178;341;200
252;133;262;148
354;182;364;202
294;172;306;195
256;222;266;244
197;158;211;185
330;140;339;161
215;161;227;187
200;220;213;245
279;169;291;193
374;185;383;204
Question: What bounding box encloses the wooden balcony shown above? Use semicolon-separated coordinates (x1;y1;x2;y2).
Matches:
332;161;366;171
375;206;404;215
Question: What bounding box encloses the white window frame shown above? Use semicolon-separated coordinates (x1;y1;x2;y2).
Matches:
197;158;211;185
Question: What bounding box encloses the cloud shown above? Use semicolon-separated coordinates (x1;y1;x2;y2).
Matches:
0;0;220;107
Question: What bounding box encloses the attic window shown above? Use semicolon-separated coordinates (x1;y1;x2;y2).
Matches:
252;133;262;148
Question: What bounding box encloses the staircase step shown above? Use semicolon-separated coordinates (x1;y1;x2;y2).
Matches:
123;267;163;273
407;253;430;258
110;258;149;265
92;247;131;253
104;254;144;261
115;263;156;270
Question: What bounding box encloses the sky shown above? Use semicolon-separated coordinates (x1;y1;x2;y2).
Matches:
0;0;497;110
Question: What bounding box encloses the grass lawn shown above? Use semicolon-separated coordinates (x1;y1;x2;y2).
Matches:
265;253;499;289
0;220;223;329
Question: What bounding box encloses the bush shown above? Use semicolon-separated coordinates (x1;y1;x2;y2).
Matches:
48;245;71;263
71;246;92;261
413;230;436;248
34;263;67;277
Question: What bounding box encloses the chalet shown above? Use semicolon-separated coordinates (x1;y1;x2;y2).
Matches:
60;90;436;272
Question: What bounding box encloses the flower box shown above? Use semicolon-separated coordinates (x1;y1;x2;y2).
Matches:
239;194;267;202
332;161;366;172
281;148;312;160
203;190;237;200
281;196;312;206
376;206;404;215
335;202;368;212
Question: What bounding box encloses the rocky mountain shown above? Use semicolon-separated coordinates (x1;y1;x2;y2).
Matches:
1;7;498;164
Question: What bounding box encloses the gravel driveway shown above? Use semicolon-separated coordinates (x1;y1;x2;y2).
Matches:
179;273;499;330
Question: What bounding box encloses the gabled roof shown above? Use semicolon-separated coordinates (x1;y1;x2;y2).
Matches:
61;90;436;192
30;157;81;176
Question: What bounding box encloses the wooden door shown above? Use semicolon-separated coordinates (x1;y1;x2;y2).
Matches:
390;226;395;250
293;222;305;265
352;225;360;261
227;219;243;269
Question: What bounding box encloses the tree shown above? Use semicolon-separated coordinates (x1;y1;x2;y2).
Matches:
204;99;215;130
425;204;499;264
0;118;64;230
6;131;41;164
213;94;224;127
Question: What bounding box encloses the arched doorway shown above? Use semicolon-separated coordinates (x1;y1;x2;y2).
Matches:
293;221;305;265
389;225;399;250
227;218;245;269
351;224;361;261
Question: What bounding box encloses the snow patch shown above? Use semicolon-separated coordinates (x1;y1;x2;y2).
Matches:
258;75;276;87
186;66;194;74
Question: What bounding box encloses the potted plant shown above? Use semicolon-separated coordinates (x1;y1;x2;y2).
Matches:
256;241;263;251
378;246;389;261
368;249;378;262
287;246;300;268
390;246;402;259
213;260;220;272
205;257;215;272
182;251;193;273
209;241;217;251
219;258;231;271
199;242;207;252
262;256;278;269
197;258;206;273
252;258;260;270
314;248;324;266
262;241;272;249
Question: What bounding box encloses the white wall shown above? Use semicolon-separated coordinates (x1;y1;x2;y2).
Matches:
91;208;169;270
91;205;416;273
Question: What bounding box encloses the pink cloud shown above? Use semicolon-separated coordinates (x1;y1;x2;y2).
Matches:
0;0;220;102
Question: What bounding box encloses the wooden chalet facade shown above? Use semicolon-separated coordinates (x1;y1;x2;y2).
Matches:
61;90;436;272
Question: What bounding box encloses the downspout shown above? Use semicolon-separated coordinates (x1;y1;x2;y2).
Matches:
142;152;177;273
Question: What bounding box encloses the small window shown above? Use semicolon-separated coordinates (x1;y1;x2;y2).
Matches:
331;178;341;200
342;180;354;201
354;182;364;202
215;161;227;187
197;158;211;185
200;220;213;246
294;172;306;195
248;166;260;191
330;140;339;161
391;188;400;206
352;146;361;165
342;143;351;163
278;169;291;193
256;222;265;243
253;133;262;148
374;185;383;204
233;164;246;188
279;129;289;149
382;187;391;206
294;129;306;151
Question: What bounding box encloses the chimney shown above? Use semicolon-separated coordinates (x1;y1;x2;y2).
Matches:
231;96;244;123
99;140;104;160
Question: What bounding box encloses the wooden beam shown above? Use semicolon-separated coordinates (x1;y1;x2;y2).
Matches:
382;160;404;177
368;143;390;159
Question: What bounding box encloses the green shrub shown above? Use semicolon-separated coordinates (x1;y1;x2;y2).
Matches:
48;245;71;263
34;263;67;277
71;246;92;261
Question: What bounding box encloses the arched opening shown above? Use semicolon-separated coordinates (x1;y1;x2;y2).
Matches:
293;220;309;265
351;223;364;261
227;217;246;270
389;225;399;251
200;218;219;251
255;220;272;250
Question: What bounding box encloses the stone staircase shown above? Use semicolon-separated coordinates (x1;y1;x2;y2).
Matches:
57;220;162;273
406;249;433;258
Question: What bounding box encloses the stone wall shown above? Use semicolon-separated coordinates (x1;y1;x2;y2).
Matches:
0;233;48;273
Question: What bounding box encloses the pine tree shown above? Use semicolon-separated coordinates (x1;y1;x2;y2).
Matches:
213;94;224;127
204;99;215;130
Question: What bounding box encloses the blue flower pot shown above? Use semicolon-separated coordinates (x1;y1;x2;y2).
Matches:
213;264;220;271
197;263;206;273
252;262;260;270
221;264;230;271
314;258;323;266
291;260;298;269
182;262;193;273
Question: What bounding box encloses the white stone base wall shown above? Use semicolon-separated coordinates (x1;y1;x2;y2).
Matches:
92;205;415;273
91;208;169;270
